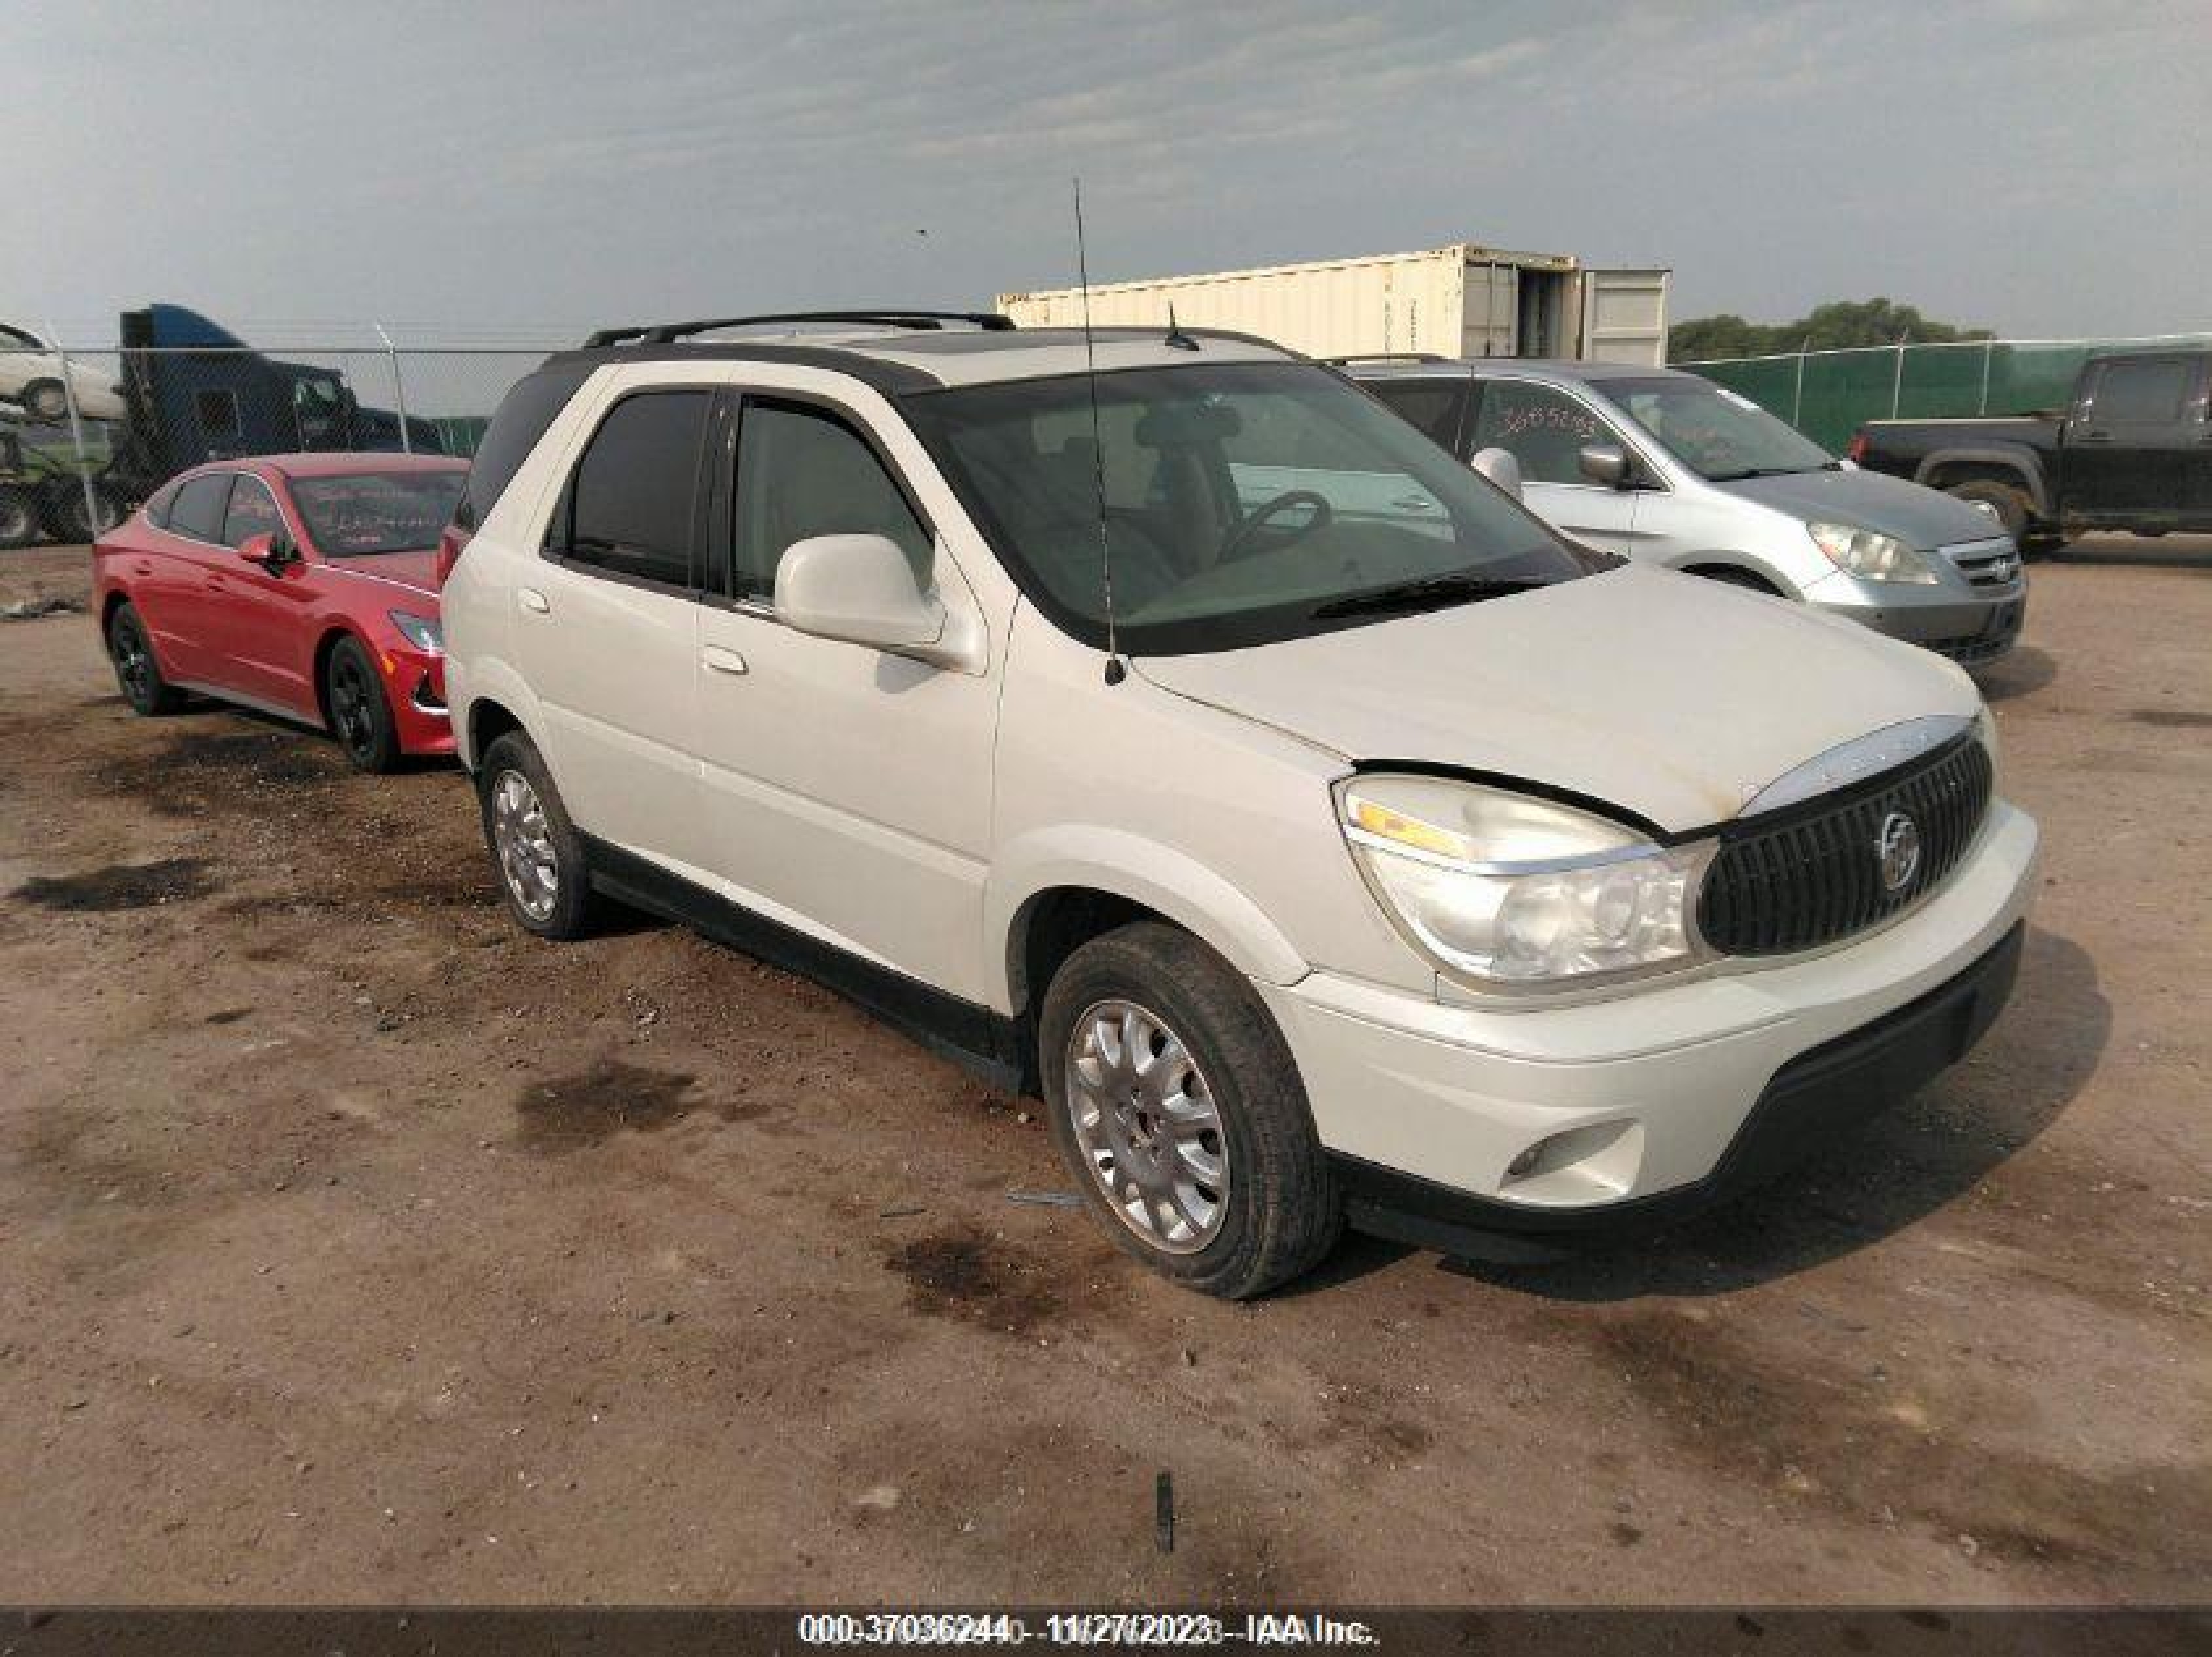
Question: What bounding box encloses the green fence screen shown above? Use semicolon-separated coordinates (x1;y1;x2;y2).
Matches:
1683;336;2212;454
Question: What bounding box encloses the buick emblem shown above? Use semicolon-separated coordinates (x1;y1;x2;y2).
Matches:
1876;811;1921;893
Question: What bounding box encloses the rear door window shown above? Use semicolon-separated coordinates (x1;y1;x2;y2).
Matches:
548;391;712;588
168;473;233;543
1365;379;1469;454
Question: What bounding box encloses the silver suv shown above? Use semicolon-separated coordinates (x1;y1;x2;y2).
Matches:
1346;358;2026;665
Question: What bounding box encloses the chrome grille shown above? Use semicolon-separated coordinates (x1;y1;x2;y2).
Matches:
1698;736;1994;956
1940;536;2023;588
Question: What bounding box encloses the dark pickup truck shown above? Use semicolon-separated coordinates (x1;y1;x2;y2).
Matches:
1847;348;2212;552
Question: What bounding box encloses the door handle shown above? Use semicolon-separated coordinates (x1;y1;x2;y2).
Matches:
2077;430;2113;443
1390;494;1437;511
702;645;748;677
518;588;550;614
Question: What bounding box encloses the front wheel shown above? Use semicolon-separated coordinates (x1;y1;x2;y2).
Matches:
1040;921;1340;1299
46;481;124;544
17;378;69;424
325;636;401;773
475;730;599;940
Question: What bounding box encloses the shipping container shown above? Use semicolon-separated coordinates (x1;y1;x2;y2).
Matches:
997;243;1669;366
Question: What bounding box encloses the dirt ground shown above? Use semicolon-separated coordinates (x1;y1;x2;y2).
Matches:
0;539;2205;1607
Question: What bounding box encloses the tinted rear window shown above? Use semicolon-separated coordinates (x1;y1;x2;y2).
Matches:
550;391;711;586
452;361;598;533
169;474;232;542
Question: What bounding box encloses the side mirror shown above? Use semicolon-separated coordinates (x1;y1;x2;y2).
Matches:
775;533;979;671
237;531;292;569
1471;446;1524;501
1577;443;1632;489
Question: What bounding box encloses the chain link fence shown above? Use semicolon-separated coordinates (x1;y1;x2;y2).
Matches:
1;324;569;548
1677;333;2212;454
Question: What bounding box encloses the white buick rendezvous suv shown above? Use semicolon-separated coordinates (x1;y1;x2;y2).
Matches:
440;311;2038;1298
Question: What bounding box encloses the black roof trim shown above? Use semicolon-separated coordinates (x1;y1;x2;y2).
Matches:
584;310;1015;348
541;340;945;395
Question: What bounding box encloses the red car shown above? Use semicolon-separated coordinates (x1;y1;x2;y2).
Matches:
93;453;469;770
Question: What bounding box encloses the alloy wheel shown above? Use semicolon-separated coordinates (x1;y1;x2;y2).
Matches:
329;656;374;760
1064;998;1229;1253
490;768;560;923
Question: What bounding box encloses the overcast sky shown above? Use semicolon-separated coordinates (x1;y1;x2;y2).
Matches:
15;0;2210;347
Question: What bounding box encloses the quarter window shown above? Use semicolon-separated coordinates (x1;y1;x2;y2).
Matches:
168;473;233;543
552;391;712;587
1467;381;1609;486
221;478;283;548
732;401;931;601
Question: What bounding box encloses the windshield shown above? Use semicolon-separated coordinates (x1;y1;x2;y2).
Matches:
1605;376;1838;481
292;471;465;555
904;361;1594;654
0;324;41;350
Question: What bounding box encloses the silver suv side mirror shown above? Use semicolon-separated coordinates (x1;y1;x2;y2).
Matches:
776;533;978;671
1577;443;1632;489
1471;446;1524;501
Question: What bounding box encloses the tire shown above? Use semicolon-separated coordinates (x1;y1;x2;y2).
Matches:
1943;478;2033;543
1039;921;1340;1299
45;481;124;544
324;635;402;774
107;601;185;715
18;379;69;424
475;730;599;940
0;486;37;549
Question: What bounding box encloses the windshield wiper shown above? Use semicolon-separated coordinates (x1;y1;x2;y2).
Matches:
1707;463;1842;480
1311;572;1546;620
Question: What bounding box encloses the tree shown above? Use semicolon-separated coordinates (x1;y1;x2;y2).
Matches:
1669;298;1993;361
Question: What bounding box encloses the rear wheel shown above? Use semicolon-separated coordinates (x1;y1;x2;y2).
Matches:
1942;477;2033;543
325;636;401;773
0;486;37;549
476;730;599;940
107;601;184;715
1040;922;1340;1299
46;481;124;544
18;379;69;424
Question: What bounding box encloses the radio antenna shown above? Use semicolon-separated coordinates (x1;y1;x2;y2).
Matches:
1073;177;1124;684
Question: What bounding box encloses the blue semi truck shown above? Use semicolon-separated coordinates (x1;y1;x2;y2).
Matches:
1;303;443;547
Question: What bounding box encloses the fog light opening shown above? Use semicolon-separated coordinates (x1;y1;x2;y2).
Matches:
1497;1120;1642;1202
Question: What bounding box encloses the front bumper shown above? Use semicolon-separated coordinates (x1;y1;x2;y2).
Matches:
1258;800;2039;1247
381;646;455;757
1803;567;2026;666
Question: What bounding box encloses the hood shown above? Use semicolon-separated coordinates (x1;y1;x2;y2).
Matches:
325;550;440;600
1135;565;1976;835
1714;467;2003;550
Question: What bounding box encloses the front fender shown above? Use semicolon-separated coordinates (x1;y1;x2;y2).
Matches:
986;825;1311;1013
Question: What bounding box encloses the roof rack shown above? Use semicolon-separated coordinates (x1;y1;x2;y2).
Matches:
1321;351;1451;366
582;311;1018;349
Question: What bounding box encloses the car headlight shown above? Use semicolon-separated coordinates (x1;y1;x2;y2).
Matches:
1807;520;1938;584
1336;775;1714;992
389;610;443;653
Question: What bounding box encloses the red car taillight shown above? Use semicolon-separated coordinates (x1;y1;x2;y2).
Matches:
1845;431;1868;464
434;525;469;588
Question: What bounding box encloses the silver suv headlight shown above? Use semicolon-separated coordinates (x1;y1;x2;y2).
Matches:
1336;775;1715;993
1808;520;1938;584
